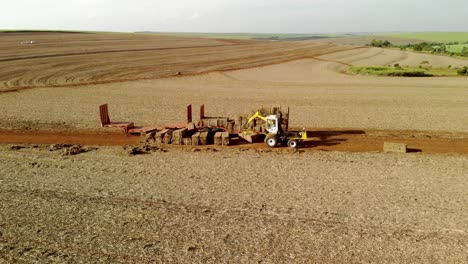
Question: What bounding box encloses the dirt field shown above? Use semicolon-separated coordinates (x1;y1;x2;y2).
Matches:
0;33;467;263
321;47;468;69
1;47;467;133
1;145;467;263
0;33;355;92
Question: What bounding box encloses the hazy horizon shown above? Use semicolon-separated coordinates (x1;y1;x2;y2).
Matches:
2;0;467;33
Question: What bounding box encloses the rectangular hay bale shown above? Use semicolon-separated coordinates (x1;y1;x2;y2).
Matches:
384;142;407;153
200;132;209;145
192;132;200;145
222;132;230;146
172;128;188;145
217;118;228;128
214;132;223;146
155;129;169;145
182;137;192;146
163;130;173;144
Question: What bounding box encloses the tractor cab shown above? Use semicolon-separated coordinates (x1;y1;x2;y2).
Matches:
265;115;279;134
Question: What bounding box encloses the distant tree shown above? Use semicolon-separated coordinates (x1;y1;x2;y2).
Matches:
424;46;434;52
413;44;423;51
382;40;392;47
460;46;468;57
371;39;383;47
457;66;468;75
439;44;447;53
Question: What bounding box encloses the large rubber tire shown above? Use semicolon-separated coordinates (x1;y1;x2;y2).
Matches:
287;139;298;148
265;136;278;148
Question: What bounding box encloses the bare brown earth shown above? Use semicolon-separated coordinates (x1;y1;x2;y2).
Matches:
1;145;467;263
321;46;468;69
1;51;466;133
0;129;467;155
0;33;467;263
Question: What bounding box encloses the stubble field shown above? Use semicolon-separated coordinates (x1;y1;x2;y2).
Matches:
0;32;467;263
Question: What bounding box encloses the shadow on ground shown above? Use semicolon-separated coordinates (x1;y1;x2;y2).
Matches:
407;148;422;153
232;130;365;149
299;130;365;149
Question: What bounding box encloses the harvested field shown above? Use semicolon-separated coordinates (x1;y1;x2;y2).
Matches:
1;47;467;133
0;33;354;92
321;46;468;69
0;33;467;263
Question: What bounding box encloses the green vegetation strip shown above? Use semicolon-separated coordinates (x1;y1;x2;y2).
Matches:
369;39;468;58
349;66;460;77
446;44;468;53
377;32;468;44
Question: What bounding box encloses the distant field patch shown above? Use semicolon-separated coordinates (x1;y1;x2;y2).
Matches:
349;65;458;77
137;32;344;40
446;44;468;53
377;32;468;44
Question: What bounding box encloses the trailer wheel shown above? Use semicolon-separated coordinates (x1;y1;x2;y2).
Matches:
265;136;278;147
287;140;298;148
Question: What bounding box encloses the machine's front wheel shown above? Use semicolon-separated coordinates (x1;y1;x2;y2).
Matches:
287;139;298;148
265;136;278;147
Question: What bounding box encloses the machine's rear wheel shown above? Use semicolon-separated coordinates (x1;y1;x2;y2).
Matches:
265;136;278;147
287;139;298;148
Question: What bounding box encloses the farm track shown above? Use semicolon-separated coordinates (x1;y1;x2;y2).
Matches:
1;129;466;155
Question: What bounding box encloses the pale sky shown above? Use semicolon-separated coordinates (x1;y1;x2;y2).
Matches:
2;0;467;33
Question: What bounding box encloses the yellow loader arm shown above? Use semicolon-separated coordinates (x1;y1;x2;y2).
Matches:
246;111;267;125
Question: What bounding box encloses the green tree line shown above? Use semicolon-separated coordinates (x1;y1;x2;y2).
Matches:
369;39;468;58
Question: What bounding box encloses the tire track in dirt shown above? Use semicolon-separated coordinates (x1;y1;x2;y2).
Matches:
216;46;368;82
387;50;410;65
0;43;241;63
4;187;467;236
1;184;466;262
319;47;386;65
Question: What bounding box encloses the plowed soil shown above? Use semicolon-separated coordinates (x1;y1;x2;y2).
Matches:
0;33;355;92
1;145;467;263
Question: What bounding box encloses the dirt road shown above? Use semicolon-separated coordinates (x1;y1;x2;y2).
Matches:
0;129;466;155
